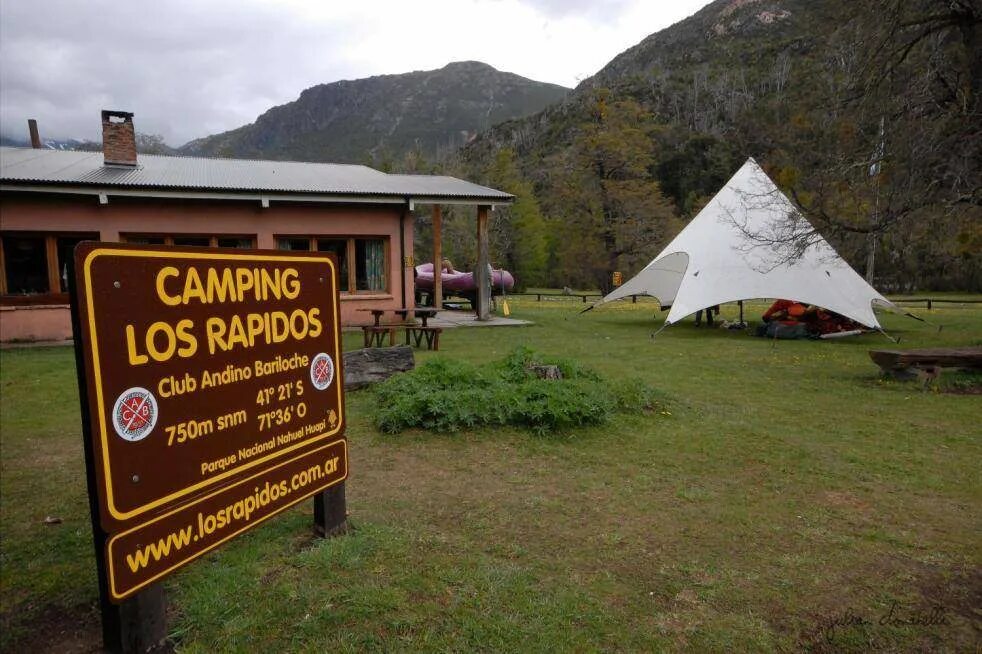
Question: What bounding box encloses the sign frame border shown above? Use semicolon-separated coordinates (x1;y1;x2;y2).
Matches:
106;438;348;601
78;246;345;524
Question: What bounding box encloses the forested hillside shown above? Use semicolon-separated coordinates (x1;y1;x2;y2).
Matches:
433;0;980;293
179;62;568;165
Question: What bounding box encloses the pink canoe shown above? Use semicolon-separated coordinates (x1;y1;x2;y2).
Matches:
415;262;515;295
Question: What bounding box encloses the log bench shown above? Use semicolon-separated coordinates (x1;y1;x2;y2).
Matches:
869;346;982;380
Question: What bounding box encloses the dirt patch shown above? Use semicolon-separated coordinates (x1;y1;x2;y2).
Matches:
259;566;288;586
2;602;102;654
795;558;982;652
913;563;982;624
2;600;180;654
821;491;872;512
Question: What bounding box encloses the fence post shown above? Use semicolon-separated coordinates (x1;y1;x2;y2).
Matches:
927;299;933;310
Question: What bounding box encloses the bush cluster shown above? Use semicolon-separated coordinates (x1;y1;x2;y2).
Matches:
372;346;663;435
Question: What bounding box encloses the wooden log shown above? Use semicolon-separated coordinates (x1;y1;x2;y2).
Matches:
869;347;982;371
869;346;982;380
343;345;415;389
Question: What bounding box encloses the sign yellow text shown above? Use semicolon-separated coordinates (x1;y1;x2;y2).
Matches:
125;265;323;365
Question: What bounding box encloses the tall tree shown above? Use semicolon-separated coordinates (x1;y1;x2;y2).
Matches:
486;149;549;288
548;90;676;292
740;0;981;288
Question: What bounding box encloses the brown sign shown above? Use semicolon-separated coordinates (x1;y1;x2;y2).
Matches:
107;439;347;600
71;243;347;601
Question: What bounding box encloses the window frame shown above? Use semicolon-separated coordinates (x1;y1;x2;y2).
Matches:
0;231;99;305
274;235;390;296
0;233;259;306
120;234;256;248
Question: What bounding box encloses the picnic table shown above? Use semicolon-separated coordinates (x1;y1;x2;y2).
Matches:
358;308;442;350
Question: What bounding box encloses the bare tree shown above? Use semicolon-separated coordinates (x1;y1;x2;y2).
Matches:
732;0;981;285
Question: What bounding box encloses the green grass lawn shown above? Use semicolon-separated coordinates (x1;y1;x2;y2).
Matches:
2;297;980;652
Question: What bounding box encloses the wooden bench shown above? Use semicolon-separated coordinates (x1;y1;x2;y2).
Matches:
362;325;398;348
359;308;442;349
405;326;442;350
869;346;982;380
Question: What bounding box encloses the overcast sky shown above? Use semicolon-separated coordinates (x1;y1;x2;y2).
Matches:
0;0;708;146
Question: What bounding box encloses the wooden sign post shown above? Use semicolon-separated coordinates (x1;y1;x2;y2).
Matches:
69;243;349;652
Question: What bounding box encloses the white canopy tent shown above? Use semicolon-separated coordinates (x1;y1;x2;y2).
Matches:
593;158;903;330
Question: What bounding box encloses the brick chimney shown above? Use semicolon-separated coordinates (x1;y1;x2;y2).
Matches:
101;110;137;166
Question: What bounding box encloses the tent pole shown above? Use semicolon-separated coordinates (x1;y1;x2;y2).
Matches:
650;323;669;340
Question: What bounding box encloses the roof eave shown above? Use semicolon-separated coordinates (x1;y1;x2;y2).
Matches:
0;182;514;206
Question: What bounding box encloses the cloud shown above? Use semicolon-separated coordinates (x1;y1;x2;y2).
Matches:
0;0;354;144
0;0;708;146
513;0;635;22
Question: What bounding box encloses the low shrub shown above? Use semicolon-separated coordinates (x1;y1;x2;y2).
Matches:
373;346;664;435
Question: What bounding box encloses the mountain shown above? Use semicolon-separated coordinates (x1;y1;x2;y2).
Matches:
463;0;826;194
179;61;569;164
1;135;95;151
0;133;176;155
456;0;980;291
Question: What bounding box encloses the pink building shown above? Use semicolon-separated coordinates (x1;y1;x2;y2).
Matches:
0;112;511;342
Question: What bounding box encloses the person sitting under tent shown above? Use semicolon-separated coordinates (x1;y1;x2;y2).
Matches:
761;299;807;324
756;299;811;338
755;300;865;339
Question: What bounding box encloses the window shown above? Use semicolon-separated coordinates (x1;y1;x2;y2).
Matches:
122;235;255;248
125;236;166;245
56;236;91;292
217;237;254;249
2;235;47;295
355;239;386;291
0;232;98;302
316;239;348;289
278;238;311;251
276;236;388;294
172;236;211;247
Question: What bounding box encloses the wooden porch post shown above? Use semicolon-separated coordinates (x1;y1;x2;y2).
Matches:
432;205;442;309
475;204;490;321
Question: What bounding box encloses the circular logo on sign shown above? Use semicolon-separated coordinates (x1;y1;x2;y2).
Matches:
112;387;158;442
310;353;334;391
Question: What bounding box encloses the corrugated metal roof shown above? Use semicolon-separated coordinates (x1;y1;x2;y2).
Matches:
0;147;512;202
